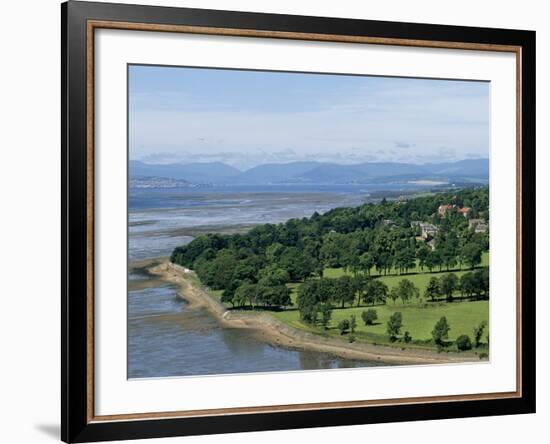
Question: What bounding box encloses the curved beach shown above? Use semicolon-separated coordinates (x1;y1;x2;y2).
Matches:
148;260;479;366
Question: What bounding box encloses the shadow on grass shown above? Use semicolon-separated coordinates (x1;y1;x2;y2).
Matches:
373;264;487;279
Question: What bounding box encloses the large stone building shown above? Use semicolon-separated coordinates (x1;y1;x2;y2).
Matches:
411;221;438;239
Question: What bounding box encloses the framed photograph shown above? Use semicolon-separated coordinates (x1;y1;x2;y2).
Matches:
61;1;536;442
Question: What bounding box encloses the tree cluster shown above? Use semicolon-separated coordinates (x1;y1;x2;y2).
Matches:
170;188;489;311
424;268;489;302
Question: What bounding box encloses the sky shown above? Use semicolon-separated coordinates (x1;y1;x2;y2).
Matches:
129;64;490;170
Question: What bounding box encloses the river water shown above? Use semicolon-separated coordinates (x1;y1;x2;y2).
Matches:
128;184;419;378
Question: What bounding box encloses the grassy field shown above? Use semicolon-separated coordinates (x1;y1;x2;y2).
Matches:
291;253;488;348
272;299;488;345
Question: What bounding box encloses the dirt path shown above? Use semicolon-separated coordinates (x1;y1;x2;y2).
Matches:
148;260;480;366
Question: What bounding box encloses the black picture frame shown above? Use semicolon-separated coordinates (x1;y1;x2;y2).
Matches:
62;1;536;442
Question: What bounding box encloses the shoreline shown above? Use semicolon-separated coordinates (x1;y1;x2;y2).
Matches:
147;260;481;366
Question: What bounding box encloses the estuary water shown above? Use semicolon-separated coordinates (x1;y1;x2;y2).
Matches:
128;184;374;262
128;272;376;378
128;184;419;378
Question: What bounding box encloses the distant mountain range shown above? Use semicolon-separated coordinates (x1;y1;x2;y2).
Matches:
129;159;488;186
129;176;194;189
129;161;241;184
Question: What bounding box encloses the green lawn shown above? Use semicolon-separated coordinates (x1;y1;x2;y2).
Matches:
273;299;488;344
377;272;468;298
281;253;489;349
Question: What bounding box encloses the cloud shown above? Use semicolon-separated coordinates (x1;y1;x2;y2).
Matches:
394;141;416;149
437;147;457;160
139;152;183;164
129;67;490;168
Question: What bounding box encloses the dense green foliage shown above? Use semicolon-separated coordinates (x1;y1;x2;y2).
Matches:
361;309;378;326
387;312;403;341
473;320;488;348
432;316;451;347
171;187;490;314
338;319;350;335
456;334;473;351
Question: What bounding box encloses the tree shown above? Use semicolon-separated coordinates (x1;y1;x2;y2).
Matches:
361;309;378;326
424;251;436;273
265;242;285;263
273;285;292;307
194;249;238;290
234;282;259;308
338;319;350;335
359;252;375;276
364;279;388;305
334;276;356;308
395;247;416;274
425;277;441;302
319;303;332;330
220;291;235;307
473;320;487;347
353;274;368;306
456;334;472;351
432;316;451;347
296;280;319;323
375;251;393;276
473;268;489;298
346;250;362;276
171;233;227;268
386;312;403;341
317;277;336;304
257;267;290;287
320;233;346;268
258;284;291;308
434;249;445;272
440;273;458;302
417;244;431;271
233;262;258;283
278;247;315;281
461;242;482;269
220;279;243;307
389;286;400;305
350;314;357;333
460;272;476;298
396;279;419;304
441;231;459;271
